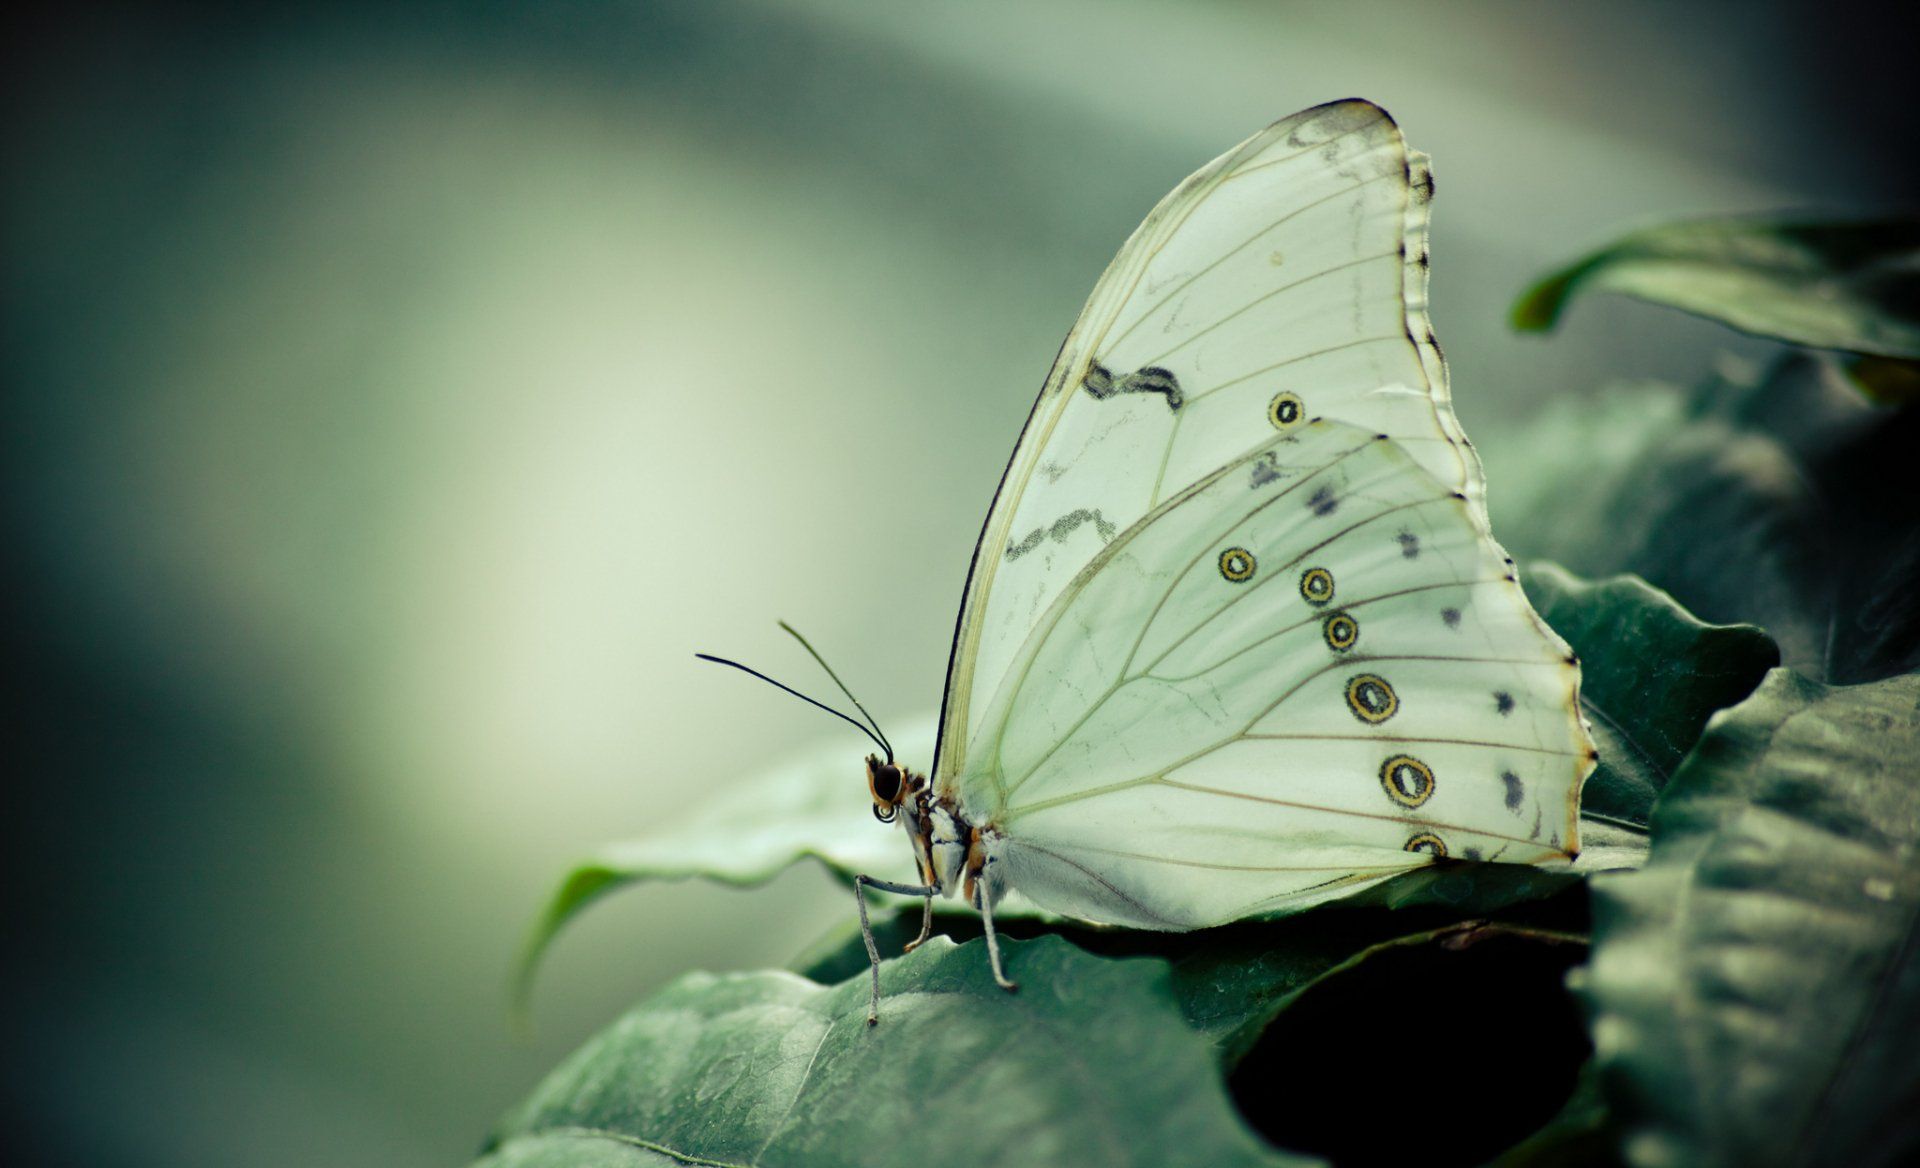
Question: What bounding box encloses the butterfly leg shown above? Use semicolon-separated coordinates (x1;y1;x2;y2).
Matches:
854;874;939;1026
974;882;1018;993
901;893;934;953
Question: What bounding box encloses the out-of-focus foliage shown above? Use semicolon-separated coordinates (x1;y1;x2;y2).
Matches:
1487;354;1920;683
1512;217;1920;402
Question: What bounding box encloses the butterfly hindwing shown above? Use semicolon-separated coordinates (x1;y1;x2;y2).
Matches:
962;421;1585;928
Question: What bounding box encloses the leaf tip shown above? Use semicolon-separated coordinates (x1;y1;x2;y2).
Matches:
1510;267;1583;333
509;861;631;1026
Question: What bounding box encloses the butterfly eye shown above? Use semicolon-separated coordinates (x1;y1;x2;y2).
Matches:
870;763;903;805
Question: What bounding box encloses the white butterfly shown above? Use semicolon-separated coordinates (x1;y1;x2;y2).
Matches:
728;99;1595;1024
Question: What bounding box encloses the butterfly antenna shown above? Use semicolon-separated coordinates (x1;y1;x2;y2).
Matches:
776;620;895;763
694;652;892;761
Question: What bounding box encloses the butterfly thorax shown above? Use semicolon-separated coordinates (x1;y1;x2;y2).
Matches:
921;797;999;906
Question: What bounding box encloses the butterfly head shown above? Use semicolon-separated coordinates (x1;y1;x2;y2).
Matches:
865;753;911;824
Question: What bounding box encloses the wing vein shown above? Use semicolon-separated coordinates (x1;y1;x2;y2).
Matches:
1102;171;1398;358
1182;332;1405;404
1144;573;1511;685
1136;490;1442;680
994;441;1371;800
1242;732;1584;756
1137;248;1401;371
1154;778;1564;849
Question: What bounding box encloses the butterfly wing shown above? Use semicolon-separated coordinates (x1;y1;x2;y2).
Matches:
976;420;1589;928
935;100;1593;927
937;99;1476;786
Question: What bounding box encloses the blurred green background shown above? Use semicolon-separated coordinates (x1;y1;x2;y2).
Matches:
6;2;1909;1165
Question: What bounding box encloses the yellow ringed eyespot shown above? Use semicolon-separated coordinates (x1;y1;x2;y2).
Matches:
1299;567;1335;606
1267;391;1305;430
1218;546;1256;582
1345;673;1398;723
1323;611;1359;652
1405;832;1448;858
1380;754;1435;807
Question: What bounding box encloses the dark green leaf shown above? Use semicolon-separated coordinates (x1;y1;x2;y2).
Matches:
786;908;1595;1165
1521;564;1778;827
1578;670;1920;1168
1511;218;1920;361
1785;393;1920;684
481;935;1315;1168
794;881;1593;1076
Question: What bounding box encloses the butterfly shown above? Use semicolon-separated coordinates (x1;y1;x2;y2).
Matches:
709;99;1595;1024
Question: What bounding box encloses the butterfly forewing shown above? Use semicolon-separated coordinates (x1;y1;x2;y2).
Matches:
938;100;1481;787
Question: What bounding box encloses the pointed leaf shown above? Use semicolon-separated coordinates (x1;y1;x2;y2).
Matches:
1522;565;1778;828
514;721;937;1011
482;935;1314;1168
1579;670;1920;1168
1512;218;1920;362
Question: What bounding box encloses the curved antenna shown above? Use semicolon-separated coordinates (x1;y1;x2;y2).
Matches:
694;652;893;762
777;620;894;763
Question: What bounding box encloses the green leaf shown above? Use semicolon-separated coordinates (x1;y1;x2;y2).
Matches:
789;891;1590;1074
481;935;1315;1168
783;903;1595;1165
1578;670;1920;1168
1512;218;1920;361
513;722;939;1014
1522;565;1778;828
